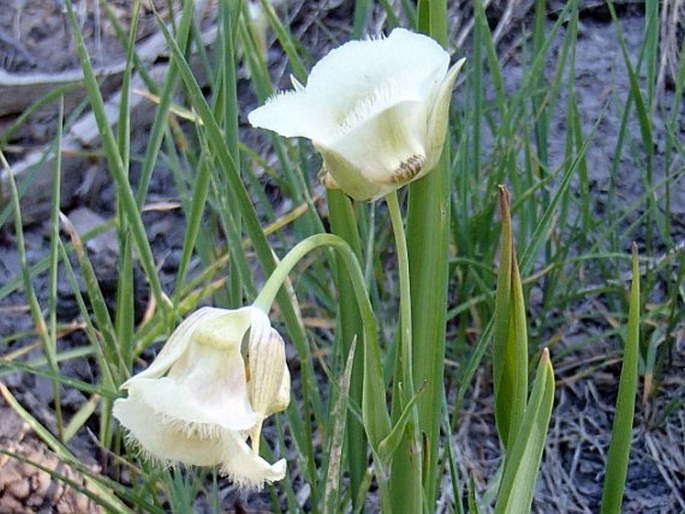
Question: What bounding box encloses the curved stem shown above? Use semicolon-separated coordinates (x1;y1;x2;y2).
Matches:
255;235;362;321
253;234;391;448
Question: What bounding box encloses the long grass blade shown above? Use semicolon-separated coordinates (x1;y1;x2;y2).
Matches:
2;151;63;442
600;244;641;513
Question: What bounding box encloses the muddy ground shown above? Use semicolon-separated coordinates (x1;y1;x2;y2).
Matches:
0;0;683;512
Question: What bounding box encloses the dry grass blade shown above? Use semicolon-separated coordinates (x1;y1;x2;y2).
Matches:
657;0;685;101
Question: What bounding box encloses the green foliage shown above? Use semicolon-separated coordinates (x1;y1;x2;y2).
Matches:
600;245;641;514
492;188;529;450
494;349;555;514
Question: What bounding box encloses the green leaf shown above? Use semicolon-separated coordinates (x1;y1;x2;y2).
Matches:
600;244;640;514
327;189;367;506
377;382;426;468
494;349;555;514
492;187;529;450
467;476;480;514
395;3;450;508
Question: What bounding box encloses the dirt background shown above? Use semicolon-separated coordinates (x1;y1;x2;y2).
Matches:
0;0;683;512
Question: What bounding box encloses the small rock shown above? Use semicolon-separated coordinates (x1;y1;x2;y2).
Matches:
64;207;119;257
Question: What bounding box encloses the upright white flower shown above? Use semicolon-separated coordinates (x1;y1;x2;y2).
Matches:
113;306;290;490
248;28;465;201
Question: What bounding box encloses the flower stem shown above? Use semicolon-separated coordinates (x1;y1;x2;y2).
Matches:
253;233;391;468
254;234;362;318
385;191;415;403
385;190;423;513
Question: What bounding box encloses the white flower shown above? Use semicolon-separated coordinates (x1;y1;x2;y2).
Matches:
248;28;465;201
112;306;290;489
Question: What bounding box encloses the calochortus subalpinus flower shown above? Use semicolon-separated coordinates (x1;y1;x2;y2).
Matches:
113;306;290;489
248;28;465;201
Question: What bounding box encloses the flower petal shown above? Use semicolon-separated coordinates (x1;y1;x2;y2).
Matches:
120;307;216;385
113;395;227;466
220;435;287;490
119;307;260;430
246;324;290;418
247;90;336;141
114;394;286;488
273;364;291;415
317;99;429;200
113;305;289;489
290;74;305;92
248;29;450;148
123;371;257;430
314;145;387;201
306;29;449;118
187;306;256;350
423;58;466;169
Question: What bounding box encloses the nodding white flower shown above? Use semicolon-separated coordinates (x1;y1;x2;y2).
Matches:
112;306;290;490
248;28;465;201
